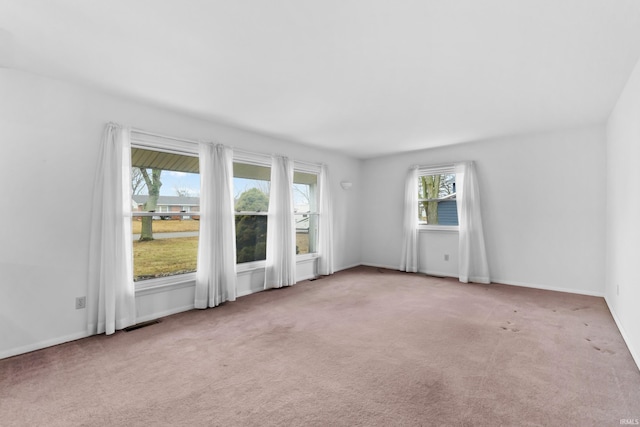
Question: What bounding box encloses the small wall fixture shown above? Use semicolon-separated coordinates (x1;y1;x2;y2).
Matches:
340;181;353;190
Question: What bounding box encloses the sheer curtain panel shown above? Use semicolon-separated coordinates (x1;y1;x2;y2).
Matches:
265;155;296;288
317;164;334;276
400;166;419;272
195;143;237;308
455;161;490;284
88;123;136;335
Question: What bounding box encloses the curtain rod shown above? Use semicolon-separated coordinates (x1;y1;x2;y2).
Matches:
130;127;323;168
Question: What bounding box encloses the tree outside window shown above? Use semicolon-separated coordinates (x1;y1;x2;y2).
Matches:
131;147;200;281
233;162;270;264
418;173;457;225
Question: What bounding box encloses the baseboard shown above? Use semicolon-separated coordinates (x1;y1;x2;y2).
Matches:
360;264;458;279
418;269;458;279
491;278;604;297
335;262;364;272
361;264;604;298
360;262;399;271
297;272;317;282
2;267;608;362
604;297;640;372
237;273;318;299
136;303;195;325
0;330;92;360
237;288;258;298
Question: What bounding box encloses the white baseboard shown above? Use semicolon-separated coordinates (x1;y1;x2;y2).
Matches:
237;288;258;298
359;262;399;271
2;265;609;362
335;262;364;272
136;303;195;325
359;264;458;279
237;274;318;299
419;269;458;278
491;278;604;297
361;264;605;298
297;273;317;282
0;330;92;360
604;297;640;372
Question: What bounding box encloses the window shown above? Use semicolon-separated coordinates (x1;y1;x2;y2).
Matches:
129;131;323;278
293;170;319;255
131;146;200;282
233;162;270;264
418;166;458;226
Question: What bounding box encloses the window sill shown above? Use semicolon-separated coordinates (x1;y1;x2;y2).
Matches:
135;255;320;294
236;253;318;273
135;273;196;296
418;225;459;232
297;252;319;262
236;260;266;273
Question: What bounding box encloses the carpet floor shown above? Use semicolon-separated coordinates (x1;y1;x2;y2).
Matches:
1;266;639;426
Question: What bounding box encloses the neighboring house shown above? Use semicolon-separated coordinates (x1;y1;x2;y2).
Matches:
419;193;459;226
438;182;458;226
437;197;459;226
133;195;200;219
294;204;310;233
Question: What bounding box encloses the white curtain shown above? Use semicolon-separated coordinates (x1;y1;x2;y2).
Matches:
265;155;296;288
88;123;136;335
400;166;419;272
455;161;490;284
195;143;237;308
317;164;334;276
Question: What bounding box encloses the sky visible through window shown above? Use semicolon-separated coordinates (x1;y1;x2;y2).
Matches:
151;171;308;206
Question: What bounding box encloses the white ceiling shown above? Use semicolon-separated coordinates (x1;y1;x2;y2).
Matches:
2;0;640;158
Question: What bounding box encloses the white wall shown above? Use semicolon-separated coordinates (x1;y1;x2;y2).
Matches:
606;56;640;368
0;66;618;361
417;229;459;278
361;126;606;295
0;69;362;359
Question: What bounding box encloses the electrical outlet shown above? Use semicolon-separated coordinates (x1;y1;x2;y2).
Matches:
75;296;86;310
444;254;449;261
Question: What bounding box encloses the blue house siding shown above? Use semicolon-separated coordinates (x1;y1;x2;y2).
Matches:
438;200;458;225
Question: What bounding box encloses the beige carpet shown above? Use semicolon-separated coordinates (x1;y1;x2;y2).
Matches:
1;266;639;426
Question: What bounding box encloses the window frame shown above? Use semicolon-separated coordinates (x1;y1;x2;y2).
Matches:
417;164;459;231
233;153;272;268
292;162;320;257
126;131;325;286
130;132;201;290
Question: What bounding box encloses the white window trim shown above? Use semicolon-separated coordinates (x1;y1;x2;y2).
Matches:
417;163;455;175
135;254;321;295
133;211;201;217
292;167;319;256
297;252;319;261
234;211;268;216
233;159;270;266
293;161;321;175
129;128;326;289
233;150;271;167
418;225;459;232
417;163;458;229
235;259;267;273
135;273;196;296
130;137;200;288
131;131;199;156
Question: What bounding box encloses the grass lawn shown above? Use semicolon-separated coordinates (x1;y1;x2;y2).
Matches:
132;226;311;281
132;219;199;234
296;233;309;254
133;236;198;281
